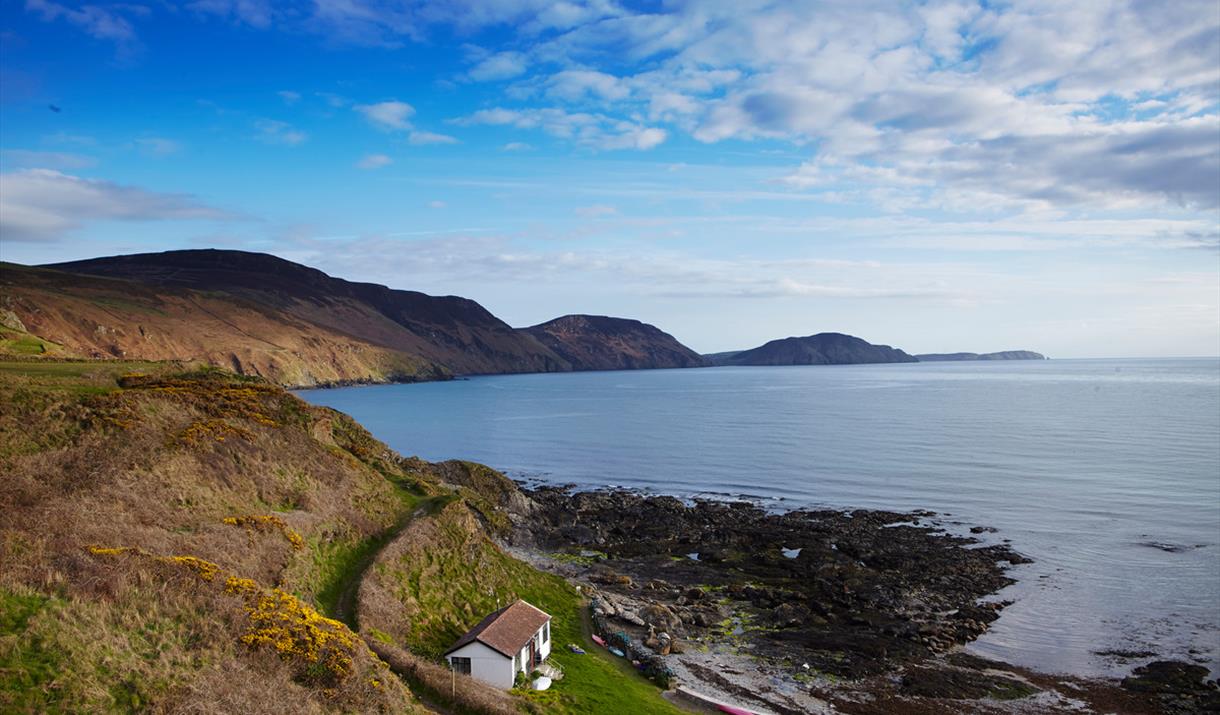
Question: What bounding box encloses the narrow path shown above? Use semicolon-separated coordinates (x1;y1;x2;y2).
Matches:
326;493;452;713
332;498;431;629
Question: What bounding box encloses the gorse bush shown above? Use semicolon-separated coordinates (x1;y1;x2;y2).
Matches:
89;546;360;691
224;514;306;550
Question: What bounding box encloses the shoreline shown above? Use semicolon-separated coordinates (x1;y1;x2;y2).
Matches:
488;484;1218;714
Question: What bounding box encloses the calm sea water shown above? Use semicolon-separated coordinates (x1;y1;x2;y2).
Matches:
298;358;1220;677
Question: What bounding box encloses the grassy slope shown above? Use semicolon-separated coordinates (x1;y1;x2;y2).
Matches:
359;485;687;715
0;359;684;715
0;361;428;713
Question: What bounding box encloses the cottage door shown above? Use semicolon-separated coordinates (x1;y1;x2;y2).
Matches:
529;638;537;669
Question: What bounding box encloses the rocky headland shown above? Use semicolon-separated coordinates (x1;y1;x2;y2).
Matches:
523;314;707;371
706;333;918;366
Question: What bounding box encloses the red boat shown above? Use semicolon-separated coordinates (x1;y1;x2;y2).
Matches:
591;634;607;647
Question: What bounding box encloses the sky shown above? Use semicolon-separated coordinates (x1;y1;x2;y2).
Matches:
0;0;1218;358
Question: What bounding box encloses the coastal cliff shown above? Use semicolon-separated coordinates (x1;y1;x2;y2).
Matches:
0;250;704;386
523;314;707;371
707;332;918;366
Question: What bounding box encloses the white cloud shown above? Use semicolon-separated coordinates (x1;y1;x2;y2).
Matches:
356;153;393;169
254;119;307;145
277;89;301;104
459;107;667;151
0;169;230;241
501;141;534;151
468;51;529;81
427;200;447;209
25;0;140;58
408;130;459;145
546;69;629;102
355;100;415;131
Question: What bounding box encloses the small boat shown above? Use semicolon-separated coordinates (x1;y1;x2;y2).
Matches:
716;705;756;715
591;634;607;647
608;647;626;657
567;643;586;654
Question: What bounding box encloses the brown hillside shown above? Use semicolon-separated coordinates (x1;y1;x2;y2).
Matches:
524;314;707;371
0;361;432;712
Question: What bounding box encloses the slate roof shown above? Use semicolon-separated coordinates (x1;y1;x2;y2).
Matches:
444;600;551;658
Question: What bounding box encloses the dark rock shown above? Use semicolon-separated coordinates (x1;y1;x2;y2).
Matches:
901;664;1039;700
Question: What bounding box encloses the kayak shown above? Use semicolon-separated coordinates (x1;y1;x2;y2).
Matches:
591;634;606;647
608;647;626;657
716;705;756;715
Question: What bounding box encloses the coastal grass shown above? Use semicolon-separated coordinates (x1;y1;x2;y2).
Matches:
0;360;428;712
360;500;686;715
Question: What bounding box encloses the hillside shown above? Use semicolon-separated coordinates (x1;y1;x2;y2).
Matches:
0;361;426;712
523;315;706;371
0;360;684;714
0;251;705;387
917;351;1047;361
708;332;918;366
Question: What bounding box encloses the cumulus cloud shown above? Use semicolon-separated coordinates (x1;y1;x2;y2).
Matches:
355;100;416;131
356;153;393;169
459;107;667;151
0;169;231;241
467;51;529;81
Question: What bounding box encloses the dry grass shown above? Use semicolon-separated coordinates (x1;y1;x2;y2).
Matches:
0;362;433;713
366;639;522;715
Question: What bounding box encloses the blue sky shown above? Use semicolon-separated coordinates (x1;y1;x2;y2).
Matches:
1;0;1218;357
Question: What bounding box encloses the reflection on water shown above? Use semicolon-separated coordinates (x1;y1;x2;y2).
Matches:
299;358;1220;677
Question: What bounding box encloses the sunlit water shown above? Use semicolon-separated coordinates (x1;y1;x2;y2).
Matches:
298;358;1220;677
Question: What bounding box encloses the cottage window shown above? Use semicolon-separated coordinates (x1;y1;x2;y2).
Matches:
543;622;550;643
451;657;471;675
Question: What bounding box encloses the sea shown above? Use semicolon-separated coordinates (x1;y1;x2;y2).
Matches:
297;358;1220;678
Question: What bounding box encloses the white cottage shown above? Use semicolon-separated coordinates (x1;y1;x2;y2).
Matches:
443;599;552;689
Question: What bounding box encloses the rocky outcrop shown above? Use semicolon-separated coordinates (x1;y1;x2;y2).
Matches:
707;332;917;366
517;487;1023;679
523;314;706;371
917;350;1046;361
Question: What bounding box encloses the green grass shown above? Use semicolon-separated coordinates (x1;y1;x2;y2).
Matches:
375;502;686;715
310;493;421;624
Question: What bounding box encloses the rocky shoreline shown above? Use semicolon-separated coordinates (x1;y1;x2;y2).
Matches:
499;486;1218;714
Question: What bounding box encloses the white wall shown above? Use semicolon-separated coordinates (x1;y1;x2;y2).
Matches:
445;620;554;690
446;641;514;690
